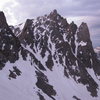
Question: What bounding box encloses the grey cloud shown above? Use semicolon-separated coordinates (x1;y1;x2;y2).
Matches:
2;0;99;22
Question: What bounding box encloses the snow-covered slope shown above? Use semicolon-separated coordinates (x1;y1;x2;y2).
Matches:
0;10;100;100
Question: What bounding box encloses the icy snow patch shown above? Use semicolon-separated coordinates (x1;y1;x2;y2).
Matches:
75;33;78;56
79;41;87;46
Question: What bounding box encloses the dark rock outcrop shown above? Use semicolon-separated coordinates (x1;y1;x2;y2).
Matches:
0;11;8;28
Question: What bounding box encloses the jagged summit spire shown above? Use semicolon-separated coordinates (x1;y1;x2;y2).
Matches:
77;22;90;42
52;9;57;14
49;9;68;27
0;11;7;28
80;22;88;29
49;9;59;17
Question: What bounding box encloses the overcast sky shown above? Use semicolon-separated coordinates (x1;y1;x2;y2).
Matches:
0;0;100;46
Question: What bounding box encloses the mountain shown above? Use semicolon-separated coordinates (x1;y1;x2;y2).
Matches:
0;10;100;100
94;47;100;60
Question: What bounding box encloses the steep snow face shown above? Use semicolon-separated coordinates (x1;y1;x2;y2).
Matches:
0;54;100;100
0;49;100;100
0;53;38;100
0;10;100;100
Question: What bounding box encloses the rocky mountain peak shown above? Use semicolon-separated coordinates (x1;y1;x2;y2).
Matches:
0;10;100;100
77;22;90;42
0;11;8;28
49;9;68;25
51;9;57;15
